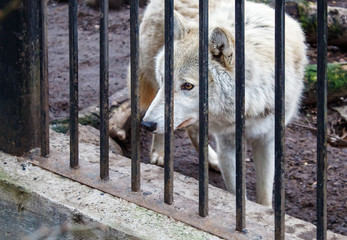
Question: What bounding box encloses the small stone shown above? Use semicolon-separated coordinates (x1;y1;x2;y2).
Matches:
4;162;7;164
33;177;37;180
21;163;26;170
100;193;104;196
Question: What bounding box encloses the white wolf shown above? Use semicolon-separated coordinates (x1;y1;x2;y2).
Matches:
135;0;307;206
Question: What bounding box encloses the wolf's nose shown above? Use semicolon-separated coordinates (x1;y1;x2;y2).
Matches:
141;121;157;132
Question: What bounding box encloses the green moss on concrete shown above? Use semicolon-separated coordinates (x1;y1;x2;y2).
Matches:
0;168;31;207
51;123;69;134
50;113;100;134
51;119;69;125
51;119;69;134
78;114;100;127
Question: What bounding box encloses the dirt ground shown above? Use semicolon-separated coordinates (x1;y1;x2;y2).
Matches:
47;0;347;236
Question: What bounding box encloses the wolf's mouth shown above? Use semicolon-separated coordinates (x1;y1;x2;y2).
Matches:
177;118;194;129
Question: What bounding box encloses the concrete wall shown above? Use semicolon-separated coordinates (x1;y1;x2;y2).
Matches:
0;150;220;240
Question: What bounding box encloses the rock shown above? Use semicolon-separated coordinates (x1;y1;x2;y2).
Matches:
332;106;347;121
251;0;347;50
297;3;347;50
76;87;131;148
78;124;124;156
109;100;131;141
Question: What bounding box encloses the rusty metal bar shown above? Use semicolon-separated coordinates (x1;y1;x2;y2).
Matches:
39;0;49;157
130;0;141;191
199;0;209;217
235;0;246;232
274;0;285;238
69;0;79;168
316;0;328;238
100;0;109;180
164;0;174;205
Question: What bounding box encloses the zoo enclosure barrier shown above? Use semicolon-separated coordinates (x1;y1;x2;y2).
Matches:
0;0;328;239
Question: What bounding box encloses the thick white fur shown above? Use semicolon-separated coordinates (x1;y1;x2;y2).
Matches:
139;0;307;206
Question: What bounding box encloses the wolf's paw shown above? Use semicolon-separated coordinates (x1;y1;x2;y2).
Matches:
209;161;220;172
150;150;164;166
208;146;220;172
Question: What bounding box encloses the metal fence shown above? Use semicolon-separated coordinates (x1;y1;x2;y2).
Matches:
37;0;326;239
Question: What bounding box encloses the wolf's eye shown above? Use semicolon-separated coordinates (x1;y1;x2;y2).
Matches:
181;82;194;91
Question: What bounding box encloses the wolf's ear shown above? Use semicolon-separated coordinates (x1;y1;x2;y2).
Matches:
209;27;235;69
174;11;188;40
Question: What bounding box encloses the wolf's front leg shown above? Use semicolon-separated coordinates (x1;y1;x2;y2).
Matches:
185;124;220;172
215;134;236;194
150;133;165;166
252;137;275;207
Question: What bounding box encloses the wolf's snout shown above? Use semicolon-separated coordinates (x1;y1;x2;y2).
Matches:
141;121;157;132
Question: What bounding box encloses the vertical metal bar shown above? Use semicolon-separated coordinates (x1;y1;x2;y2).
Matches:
235;0;246;232
274;0;285;238
130;0;141;192
199;0;209;217
100;0;109;179
317;0;328;238
69;0;79;168
164;0;174;205
39;0;49;157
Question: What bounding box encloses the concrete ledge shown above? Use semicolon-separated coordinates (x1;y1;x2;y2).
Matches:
0;157;220;239
0;130;344;239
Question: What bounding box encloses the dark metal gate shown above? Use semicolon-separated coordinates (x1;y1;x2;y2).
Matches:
0;0;329;239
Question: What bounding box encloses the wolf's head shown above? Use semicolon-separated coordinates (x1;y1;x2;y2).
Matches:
142;11;235;134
